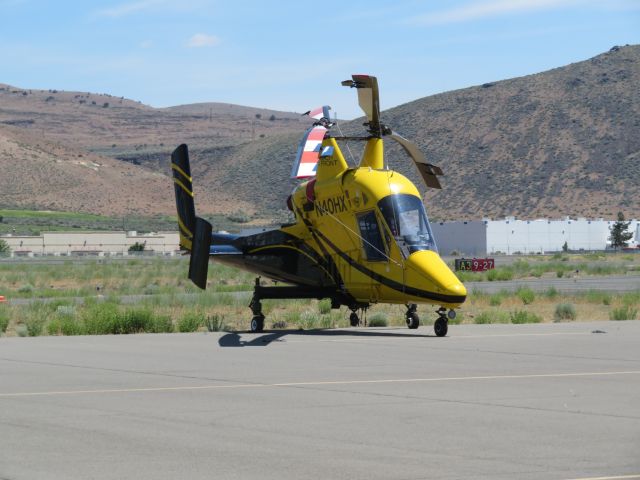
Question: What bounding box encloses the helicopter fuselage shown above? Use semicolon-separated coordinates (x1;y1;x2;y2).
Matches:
213;137;466;310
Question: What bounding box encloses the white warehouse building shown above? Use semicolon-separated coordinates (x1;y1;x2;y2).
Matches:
432;217;640;256
1;231;180;257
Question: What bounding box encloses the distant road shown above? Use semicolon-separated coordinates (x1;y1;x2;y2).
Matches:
466;274;640;293
6;275;640;306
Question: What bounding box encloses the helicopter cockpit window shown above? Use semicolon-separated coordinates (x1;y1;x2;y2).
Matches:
356;210;387;261
378;194;437;256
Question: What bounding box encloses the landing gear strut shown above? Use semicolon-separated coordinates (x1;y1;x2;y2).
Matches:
434;307;448;337
249;283;265;333
349;311;360;327
406;303;419;329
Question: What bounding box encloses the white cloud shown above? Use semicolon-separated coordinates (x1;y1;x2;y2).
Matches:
408;0;590;25
186;33;220;48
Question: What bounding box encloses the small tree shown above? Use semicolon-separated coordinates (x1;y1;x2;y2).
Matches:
0;239;10;256
562;241;568;252
269;114;276;121
609;211;633;250
128;241;146;252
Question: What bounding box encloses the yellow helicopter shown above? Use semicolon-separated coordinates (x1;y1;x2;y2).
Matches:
171;74;466;335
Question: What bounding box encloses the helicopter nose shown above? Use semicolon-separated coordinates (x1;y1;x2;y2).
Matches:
405;250;467;304
444;280;467;298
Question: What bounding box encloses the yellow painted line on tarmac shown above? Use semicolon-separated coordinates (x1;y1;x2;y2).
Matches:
282;331;593;344
1;370;640;398
564;475;640;480
454;332;594;339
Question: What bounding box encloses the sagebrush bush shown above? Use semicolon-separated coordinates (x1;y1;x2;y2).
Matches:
489;293;504;306
510;310;542;324
487;269;514;282
299;310;319;329
516;287;536;305
545;287;559;299
318;299;331;315
367;313;388;327
0;311;9;334
83;302;120;335
178;311;203;332
610;305;638;321
475;310;510;324
554;303;577;322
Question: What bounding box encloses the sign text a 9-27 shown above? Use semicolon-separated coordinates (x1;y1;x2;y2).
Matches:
455;258;495;272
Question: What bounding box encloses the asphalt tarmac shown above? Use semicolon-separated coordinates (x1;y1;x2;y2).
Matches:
1;322;640;480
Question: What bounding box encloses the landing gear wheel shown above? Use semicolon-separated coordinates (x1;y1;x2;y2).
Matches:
251;315;265;333
434;317;448;337
406;312;420;329
349;312;359;327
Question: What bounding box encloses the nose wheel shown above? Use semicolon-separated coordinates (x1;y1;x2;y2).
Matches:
349;311;360;327
434;307;449;337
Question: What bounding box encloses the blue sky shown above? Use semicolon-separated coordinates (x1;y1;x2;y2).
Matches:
1;0;638;118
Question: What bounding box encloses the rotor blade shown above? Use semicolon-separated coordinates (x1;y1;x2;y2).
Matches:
387;131;443;189
414;163;443;190
387;131;427;163
344;75;380;133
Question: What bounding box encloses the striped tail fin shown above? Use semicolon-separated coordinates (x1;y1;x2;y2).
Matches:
171;144;212;290
171;144;196;251
291;125;327;179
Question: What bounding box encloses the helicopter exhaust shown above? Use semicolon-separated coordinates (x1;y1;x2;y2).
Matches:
171;144;212;290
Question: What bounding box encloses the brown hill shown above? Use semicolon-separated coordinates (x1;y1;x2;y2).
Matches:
382;44;640;220
156;44;640;222
0;84;308;217
1;45;638;222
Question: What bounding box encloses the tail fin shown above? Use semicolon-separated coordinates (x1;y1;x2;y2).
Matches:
171;144;196;251
171;144;212;290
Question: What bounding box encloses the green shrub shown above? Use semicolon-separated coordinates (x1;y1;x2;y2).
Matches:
475;310;510;324
18;284;34;295
487;268;514;281
516;287;536;305
556;270;564;278
178;311;203;332
83;302;120;335
0;309;9;334
368;313;388;327
204;314;225;332
510;310;542;324
15;324;28;337
489;293;504;306
117;308;154;334
25;315;46;336
299;310;319;329
48;316;85;336
151;315;174;333
622;291;640;306
554;303;577;322
318;298;331;315
584;290;611;305
545;286;559;299
610;305;638;321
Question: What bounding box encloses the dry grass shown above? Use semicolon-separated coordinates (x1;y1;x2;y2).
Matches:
1;255;639;336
